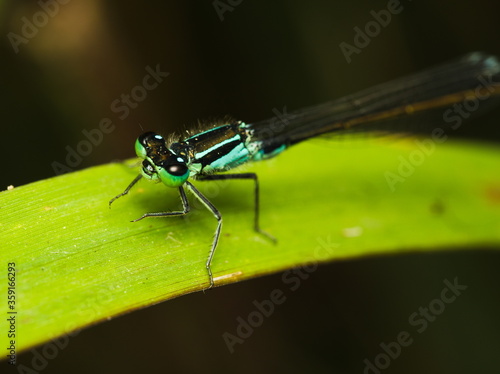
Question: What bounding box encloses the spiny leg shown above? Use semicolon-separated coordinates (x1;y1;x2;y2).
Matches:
109;174;142;207
113;180;217;289
197;173;276;242
185;181;221;289
132;185;190;221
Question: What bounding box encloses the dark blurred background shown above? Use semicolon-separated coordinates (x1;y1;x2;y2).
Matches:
1;1;499;373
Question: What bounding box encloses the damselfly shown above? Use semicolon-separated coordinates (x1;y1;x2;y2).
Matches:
110;52;500;289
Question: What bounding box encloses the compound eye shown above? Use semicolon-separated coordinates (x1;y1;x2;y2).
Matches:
157;159;189;187
139;132;163;146
167;163;188;176
135;132;164;158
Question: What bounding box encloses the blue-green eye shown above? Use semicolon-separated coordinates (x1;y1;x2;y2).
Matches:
135;138;147;159
157;162;189;187
135;132;165;159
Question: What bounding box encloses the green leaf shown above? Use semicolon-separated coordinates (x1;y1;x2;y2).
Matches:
1;139;499;353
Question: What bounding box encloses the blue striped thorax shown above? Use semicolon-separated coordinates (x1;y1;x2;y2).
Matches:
173;122;254;175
